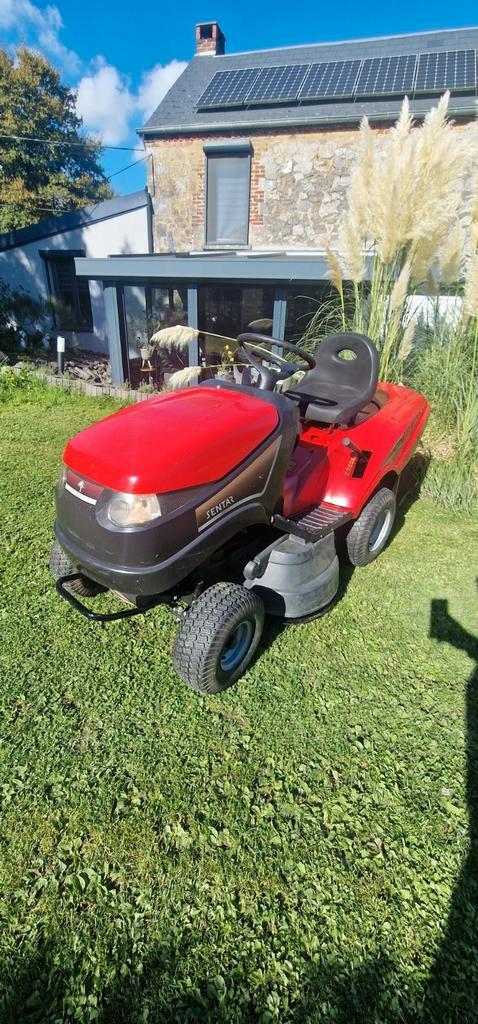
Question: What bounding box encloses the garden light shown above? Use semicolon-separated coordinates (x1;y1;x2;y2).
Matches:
57;335;65;374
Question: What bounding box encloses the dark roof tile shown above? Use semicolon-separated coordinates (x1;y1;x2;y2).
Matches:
139;26;478;134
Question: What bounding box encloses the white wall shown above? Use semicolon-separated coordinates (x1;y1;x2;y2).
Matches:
408;293;462;328
0;203;150;353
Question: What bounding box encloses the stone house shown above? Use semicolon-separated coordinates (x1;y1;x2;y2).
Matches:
139;23;478;254
72;24;478;385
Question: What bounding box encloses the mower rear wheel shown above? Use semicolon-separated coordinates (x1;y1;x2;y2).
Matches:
172;583;265;694
346;487;396;567
49;540;103;597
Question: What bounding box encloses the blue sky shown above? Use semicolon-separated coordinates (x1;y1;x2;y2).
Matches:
1;0;476;193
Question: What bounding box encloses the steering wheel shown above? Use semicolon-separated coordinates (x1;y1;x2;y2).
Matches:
237;333;316;391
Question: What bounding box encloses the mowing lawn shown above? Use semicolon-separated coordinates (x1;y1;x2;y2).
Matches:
0;387;477;1024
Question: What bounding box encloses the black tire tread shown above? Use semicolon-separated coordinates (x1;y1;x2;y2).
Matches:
346;487;396;567
172;583;264;694
49;541;102;597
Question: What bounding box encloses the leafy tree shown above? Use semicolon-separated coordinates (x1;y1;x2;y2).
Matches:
0;47;112;231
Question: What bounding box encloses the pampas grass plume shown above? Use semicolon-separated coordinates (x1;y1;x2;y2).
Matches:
150;324;198;349
167;366;202;389
398;320;415;361
325;250;343;293
390;262;411;311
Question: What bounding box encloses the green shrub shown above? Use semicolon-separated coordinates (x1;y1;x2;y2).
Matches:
0;277;51;357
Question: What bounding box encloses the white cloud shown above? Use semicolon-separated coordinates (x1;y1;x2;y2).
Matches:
0;0;81;73
76;62;137;146
0;0;32;29
1;0;186;145
76;58;186;144
137;60;187;122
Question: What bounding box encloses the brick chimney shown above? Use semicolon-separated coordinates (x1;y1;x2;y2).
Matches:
195;22;226;56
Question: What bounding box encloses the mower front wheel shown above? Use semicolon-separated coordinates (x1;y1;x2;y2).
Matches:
346;487;396;567
49;540;103;597
172;583;265;694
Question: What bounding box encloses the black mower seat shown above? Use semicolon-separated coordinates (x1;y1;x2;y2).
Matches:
285;332;379;425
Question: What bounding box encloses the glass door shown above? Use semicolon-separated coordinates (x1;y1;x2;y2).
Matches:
121;284;188;389
197;284;274;379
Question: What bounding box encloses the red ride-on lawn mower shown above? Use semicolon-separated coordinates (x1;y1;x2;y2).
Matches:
51;332;430;694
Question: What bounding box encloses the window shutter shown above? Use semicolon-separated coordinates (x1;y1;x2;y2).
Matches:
206;153;250;244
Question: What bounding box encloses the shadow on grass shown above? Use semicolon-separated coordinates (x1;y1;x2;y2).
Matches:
279;588;478;1024
1;943;403;1023
290;954;407;1024
255;554;356;670
0;945;417;1023
419;589;478;1023
389;448;431;544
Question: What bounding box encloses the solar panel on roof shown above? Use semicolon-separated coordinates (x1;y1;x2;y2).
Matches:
299;59;361;100
355;54;417;97
415;49;476;92
197;68;260;108
197;47;477;112
245;64;310;104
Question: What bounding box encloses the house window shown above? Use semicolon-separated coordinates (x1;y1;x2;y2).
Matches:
284;284;336;343
197;283;274;369
198;284;273;342
205;142;251;246
43;251;93;331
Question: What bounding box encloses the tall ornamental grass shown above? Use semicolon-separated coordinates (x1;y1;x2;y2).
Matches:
304;93;478;511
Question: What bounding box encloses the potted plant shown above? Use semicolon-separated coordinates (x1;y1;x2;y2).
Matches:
139;340;153;362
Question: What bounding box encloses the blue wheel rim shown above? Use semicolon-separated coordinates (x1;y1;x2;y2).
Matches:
220;620;254;673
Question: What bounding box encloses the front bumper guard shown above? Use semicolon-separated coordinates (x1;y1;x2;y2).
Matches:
56;573;161;623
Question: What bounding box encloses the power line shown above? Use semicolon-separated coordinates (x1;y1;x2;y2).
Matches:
108;154;149;179
0;200;65;214
0;132;146;153
0;153;151;214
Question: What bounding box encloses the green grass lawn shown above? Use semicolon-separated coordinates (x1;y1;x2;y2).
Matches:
0;387;477;1024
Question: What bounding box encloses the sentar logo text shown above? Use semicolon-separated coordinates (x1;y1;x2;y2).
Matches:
205;495;235;520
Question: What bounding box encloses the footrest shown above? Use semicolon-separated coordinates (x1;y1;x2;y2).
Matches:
273;505;352;542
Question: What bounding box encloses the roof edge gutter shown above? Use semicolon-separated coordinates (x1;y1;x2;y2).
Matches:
137;103;476;137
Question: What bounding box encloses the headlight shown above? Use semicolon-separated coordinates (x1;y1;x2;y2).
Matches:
106;492;162;527
58;465;67;488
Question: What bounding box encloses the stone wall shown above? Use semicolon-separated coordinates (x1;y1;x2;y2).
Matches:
146;127;371;253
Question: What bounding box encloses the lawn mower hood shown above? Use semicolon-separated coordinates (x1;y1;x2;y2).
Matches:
54;382;299;597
